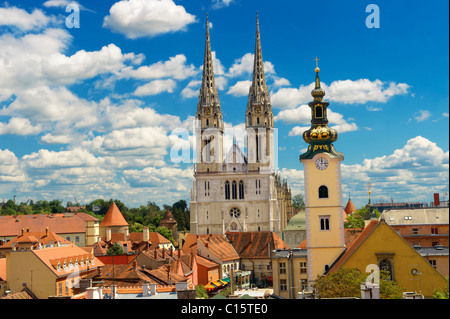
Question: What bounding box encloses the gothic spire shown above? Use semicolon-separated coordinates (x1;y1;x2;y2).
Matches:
246;12;273;128
198;13;220;112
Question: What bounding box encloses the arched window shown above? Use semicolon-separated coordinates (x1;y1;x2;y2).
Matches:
239;180;244;199
315;105;323;118
232;181;237;199
319;185;329;198
225;181;230;200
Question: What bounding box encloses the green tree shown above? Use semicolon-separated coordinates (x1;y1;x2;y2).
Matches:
195;285;209;299
433;276;449;299
292;194;305;212
106;243;124;256
344;206;380;229
313;268;404;299
156;226;174;244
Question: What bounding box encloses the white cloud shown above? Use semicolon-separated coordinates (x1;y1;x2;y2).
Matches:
0;7;52;31
211;0;234;10
0;118;43;136
413;110;431;122
181;80;201;99
120;54;197;80
134;79;177;96
0;149;26;182
271;79;410;109
273;77;291;87
227;53;275;77
103;0;197;39
226;80;251;96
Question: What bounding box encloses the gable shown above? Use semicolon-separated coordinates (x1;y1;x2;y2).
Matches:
334;220;447;297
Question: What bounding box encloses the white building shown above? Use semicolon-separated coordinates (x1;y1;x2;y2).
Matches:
190;15;293;236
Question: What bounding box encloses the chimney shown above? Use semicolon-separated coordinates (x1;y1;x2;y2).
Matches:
124;228;129;241
143;227;149;242
154;248;158;259
45;227;49;237
106;229;111;242
178;249;181;259
434;193;440;207
170;248;173;257
162;249;165;259
142;284;149;296
21;229;24;236
150;283;157;295
133;260;137;270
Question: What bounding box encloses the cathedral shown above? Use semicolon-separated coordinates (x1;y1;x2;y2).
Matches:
190;15;293;236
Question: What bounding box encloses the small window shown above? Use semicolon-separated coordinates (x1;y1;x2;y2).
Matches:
320;216;330;231
280;262;286;274
280;279;287;291
412;228;419;235
431;227;439;234
318;185;328;199
300;262;307;274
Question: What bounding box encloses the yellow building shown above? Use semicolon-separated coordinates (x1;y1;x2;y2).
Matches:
271;249;308;299
299;64;346;288
5;244;103;299
328;220;448;298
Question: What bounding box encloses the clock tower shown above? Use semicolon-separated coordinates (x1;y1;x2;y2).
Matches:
300;61;345;288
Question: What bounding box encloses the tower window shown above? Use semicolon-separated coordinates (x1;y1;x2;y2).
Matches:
225;181;230;200
232;181;237;199
315;105;323;118
320;216;330;231
319;185;328;199
239;180;244;199
206;119;209;126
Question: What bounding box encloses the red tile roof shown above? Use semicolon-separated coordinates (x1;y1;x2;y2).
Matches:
100;203;129;227
0;213;98;237
344;199;357;215
182;234;240;262
0;228;71;249
226;231;290;258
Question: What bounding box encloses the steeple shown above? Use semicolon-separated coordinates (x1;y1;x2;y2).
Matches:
197;13;223;131
246;12;273;129
300;60;343;160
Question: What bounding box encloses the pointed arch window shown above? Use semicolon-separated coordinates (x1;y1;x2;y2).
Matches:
232;181;237;199
225;181;230;200
239;180;244;199
319;185;329;199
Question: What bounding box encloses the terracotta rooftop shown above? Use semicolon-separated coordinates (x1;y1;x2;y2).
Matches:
0;213;98;237
0;228;71;250
160;210;177;225
100;203;129;227
31;244;104;277
344;199;357;215
226;231;290;259
182;233;240;262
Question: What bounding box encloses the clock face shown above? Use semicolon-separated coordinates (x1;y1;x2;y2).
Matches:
315;157;328;170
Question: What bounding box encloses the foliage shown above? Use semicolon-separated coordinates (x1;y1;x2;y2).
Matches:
344;206;380;228
195;285;209;299
156;226;174;244
106;243;124;256
313;268;405;299
292;194;305;212
433;276;449;299
217;284;238;297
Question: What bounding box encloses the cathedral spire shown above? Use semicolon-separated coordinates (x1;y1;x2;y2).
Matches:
197;13;223;132
246;12;273;128
198;13;220;112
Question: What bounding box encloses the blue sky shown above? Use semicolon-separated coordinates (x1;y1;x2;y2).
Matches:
0;0;448;209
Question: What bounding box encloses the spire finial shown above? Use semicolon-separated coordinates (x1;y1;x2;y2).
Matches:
314;56;320;73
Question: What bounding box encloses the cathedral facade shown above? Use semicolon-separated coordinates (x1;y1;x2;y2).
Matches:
190;15;293;236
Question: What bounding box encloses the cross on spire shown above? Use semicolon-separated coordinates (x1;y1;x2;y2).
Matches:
314;56;320;68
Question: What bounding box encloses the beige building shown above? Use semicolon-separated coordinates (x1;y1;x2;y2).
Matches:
190;15;293;237
5;244;103;299
282;211;307;249
271;249;308;299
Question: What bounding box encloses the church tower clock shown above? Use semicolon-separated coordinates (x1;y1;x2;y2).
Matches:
300;60;345;288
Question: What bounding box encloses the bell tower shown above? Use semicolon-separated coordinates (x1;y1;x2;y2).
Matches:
246;13;275;173
195;14;224;173
300;60;345;288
